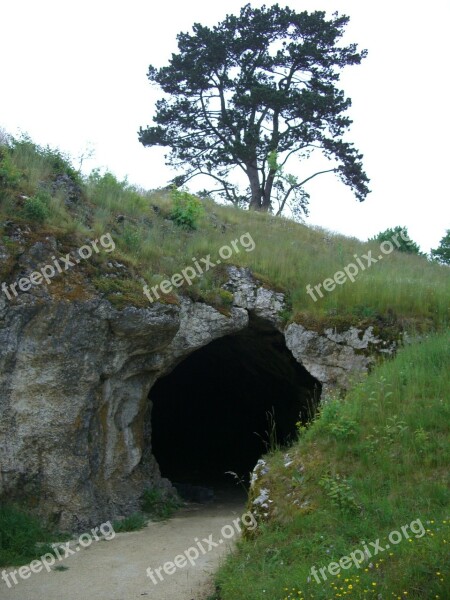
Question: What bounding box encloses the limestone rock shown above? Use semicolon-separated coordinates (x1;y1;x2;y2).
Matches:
0;265;390;529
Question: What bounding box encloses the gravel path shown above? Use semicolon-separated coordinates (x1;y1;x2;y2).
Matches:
1;490;246;600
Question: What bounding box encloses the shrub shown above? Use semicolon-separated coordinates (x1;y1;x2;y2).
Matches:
141;488;181;520
23;191;50;222
170;188;205;230
319;473;361;514
430;229;450;265
0;505;55;566
122;225;141;252
0;149;22;191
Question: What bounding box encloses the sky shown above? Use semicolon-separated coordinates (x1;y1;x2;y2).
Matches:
1;0;449;252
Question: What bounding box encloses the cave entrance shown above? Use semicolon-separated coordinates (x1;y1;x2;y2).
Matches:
150;316;321;490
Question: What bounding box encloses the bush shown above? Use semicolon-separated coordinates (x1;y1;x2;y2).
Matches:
170;188;205;230
0;505;55;566
369;225;424;256
0;149;22;191
23;191;50;222
430;229;450;265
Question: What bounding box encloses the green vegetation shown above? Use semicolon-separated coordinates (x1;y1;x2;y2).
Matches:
0;134;448;331
0;134;448;594
23;190;51;222
111;488;181;532
141;488;181;520
431;229;450;265
139;5;370;214
169;188;205;230
212;331;450;599
112;513;148;533
0;505;56;567
369;226;424;256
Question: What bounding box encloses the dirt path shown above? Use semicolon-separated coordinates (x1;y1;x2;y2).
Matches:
1;490;246;600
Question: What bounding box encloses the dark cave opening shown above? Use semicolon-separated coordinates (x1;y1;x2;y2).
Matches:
150;316;321;490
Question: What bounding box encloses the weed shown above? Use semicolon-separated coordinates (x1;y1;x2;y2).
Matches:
141;488;181;520
0;505;55;567
23;191;50;222
319;473;361;514
112;513;147;532
170;188;205;230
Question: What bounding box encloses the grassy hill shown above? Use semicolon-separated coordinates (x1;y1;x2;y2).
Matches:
0;134;448;333
213;331;450;600
1;135;449;596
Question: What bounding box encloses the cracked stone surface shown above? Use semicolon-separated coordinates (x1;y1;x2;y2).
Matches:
0;265;389;527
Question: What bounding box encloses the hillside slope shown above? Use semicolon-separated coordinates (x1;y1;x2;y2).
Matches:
214;331;450;600
1;135;448;332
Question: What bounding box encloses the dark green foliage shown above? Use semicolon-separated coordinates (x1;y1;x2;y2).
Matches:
139;4;370;216
430;229;450;265
0;505;55;566
0;149;22;191
23;190;51;222
369;226;424;255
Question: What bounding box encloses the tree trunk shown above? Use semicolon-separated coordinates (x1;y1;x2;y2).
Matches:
262;169;276;211
247;164;263;210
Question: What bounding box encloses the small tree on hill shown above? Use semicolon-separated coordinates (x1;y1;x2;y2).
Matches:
369;226;424;256
139;4;370;218
430;230;450;265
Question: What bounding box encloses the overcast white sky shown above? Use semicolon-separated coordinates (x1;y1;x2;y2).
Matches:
1;0;449;252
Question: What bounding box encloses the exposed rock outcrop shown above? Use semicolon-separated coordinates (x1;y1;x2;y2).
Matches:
0;265;393;529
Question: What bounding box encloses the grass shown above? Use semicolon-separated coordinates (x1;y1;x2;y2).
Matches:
0;136;448;594
111;488;182;532
0;505;57;567
0;485;181;564
112;512;148;533
212;330;450;599
141;488;182;520
0;133;448;330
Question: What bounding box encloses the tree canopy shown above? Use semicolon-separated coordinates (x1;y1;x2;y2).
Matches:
139;4;370;217
431;229;450;265
369;226;424;256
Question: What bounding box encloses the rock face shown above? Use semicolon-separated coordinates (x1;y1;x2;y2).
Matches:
0;266;390;529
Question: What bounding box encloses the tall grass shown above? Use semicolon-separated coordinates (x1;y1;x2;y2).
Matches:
0;135;448;327
0;505;56;566
213;331;450;599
